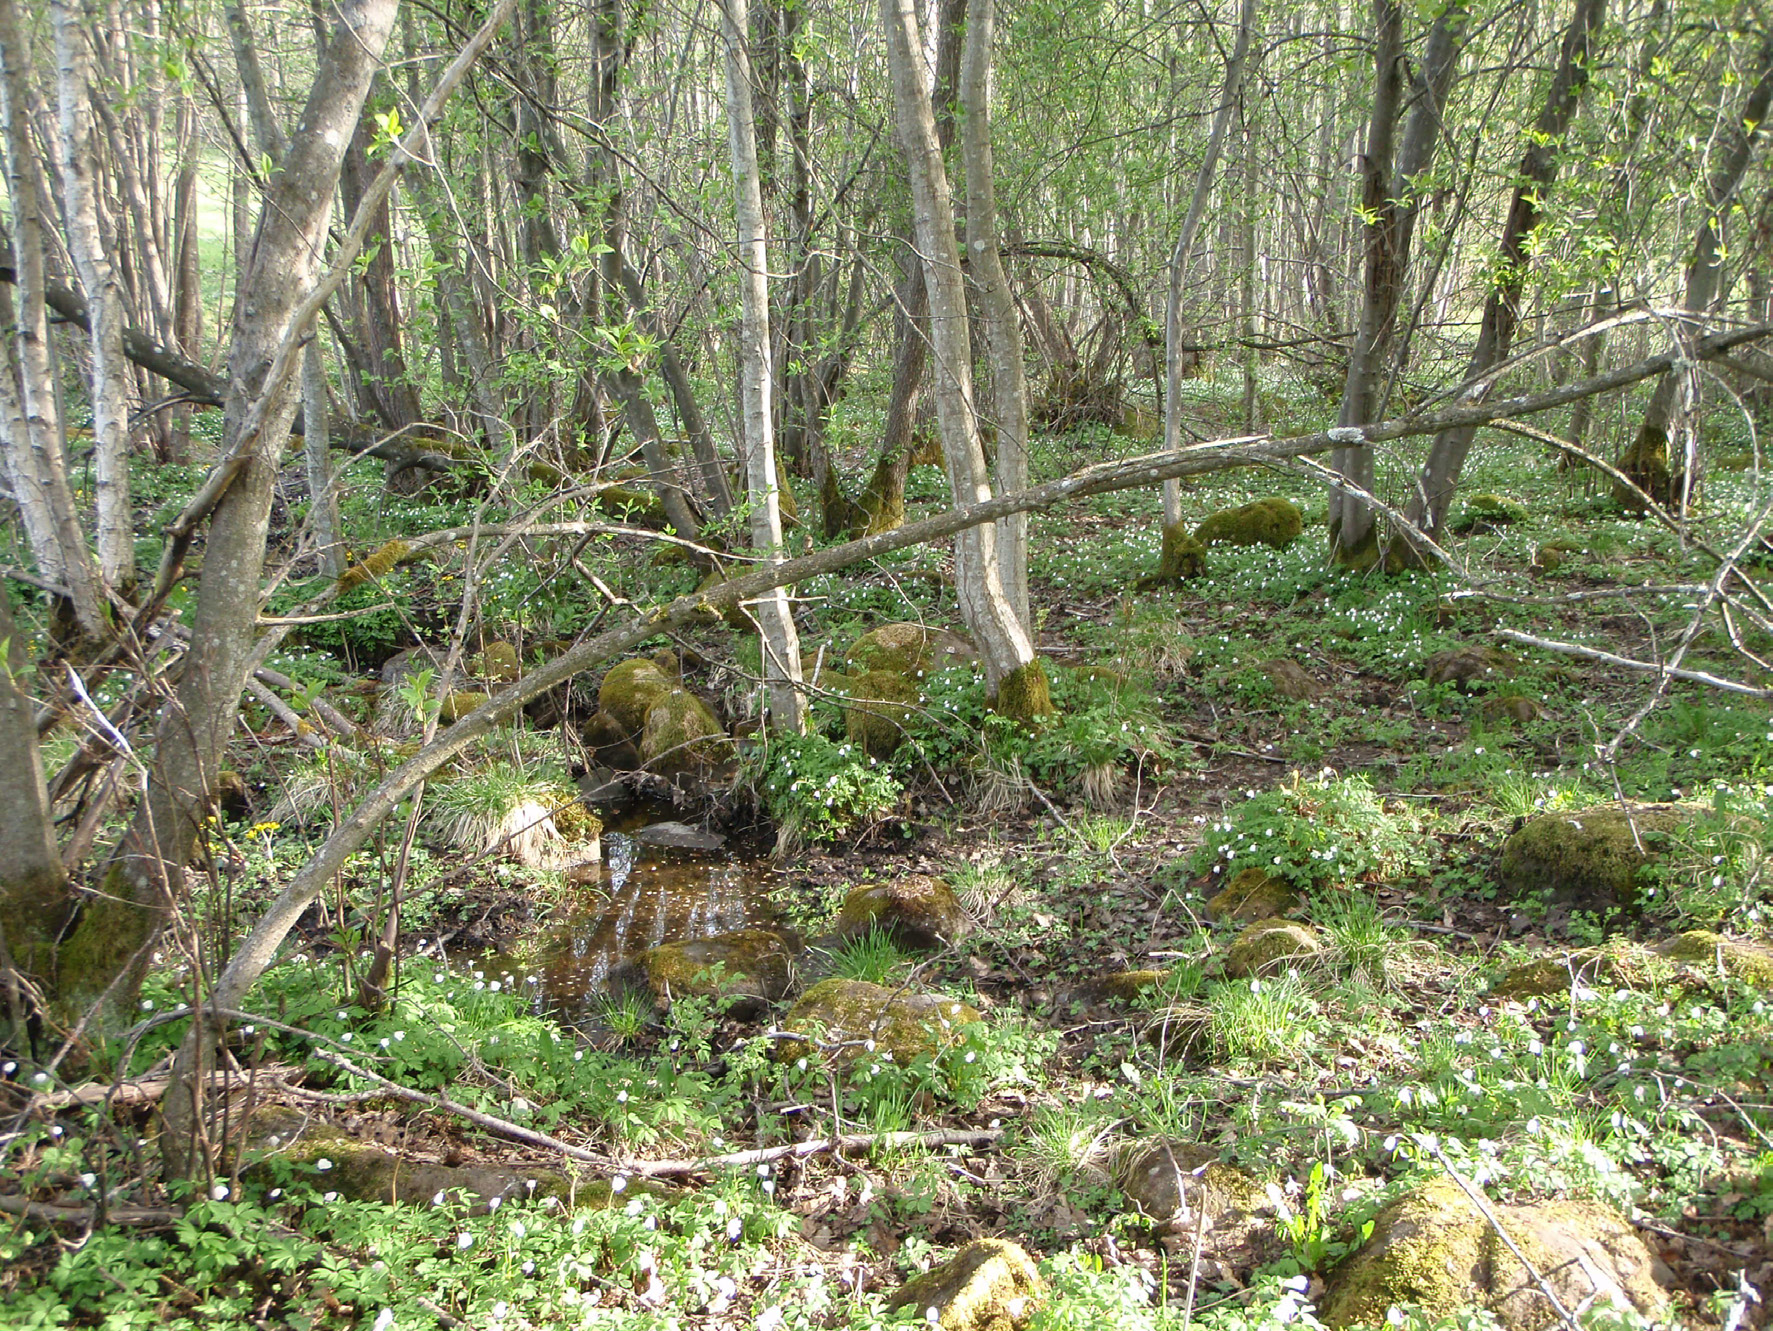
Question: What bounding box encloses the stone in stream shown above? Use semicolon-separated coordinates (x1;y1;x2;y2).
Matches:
632;821;726;851
629;926;799;1016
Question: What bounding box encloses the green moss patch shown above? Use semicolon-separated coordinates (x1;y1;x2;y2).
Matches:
1194;497;1304;549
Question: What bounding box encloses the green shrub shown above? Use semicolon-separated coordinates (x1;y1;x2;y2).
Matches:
756;730;903;844
1193;772;1423;891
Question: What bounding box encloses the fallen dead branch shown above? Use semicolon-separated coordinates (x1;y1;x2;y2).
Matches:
1495;629;1773;697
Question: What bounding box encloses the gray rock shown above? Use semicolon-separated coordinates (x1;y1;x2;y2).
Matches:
633;820;726;851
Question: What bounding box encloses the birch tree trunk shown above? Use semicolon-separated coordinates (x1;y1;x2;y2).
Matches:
50;0;133;593
960;0;1030;630
881;0;1050;718
1621;34;1773;512
720;0;804;732
0;0;105;641
1399;0;1606;556
1161;0;1257;530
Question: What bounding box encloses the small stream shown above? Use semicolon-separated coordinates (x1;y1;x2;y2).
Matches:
526;818;777;1020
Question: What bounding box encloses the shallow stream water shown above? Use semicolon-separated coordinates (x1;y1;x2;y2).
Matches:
527;818;777;1019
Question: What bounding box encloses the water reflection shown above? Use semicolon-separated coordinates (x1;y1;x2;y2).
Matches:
531;826;774;1019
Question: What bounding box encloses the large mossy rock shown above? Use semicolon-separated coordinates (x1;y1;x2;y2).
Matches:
1194;497;1304;549
1205;868;1300;923
845;622;977;677
1117;1142;1267;1228
1425;646;1517;692
244;1107;580;1213
1498;803;1693;912
639;688;731;776
475;641;522;683
635;927;797;1015
1491;931;1773;999
886;1239;1046;1331
1224;918;1323;978
1322;1181;1668;1331
599;658;677;736
1449;493;1527;534
1154;522;1209;581
830;875;971;951
776;978;979;1065
842;669;918;757
1262;659;1319;700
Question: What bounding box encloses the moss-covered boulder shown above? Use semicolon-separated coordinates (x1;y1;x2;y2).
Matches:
1480;695;1545;725
1535;539;1583;573
1094;969;1167;1002
1262;659;1319;701
440;691;490;723
1492;932;1773;999
639;688;731;776
599;658;676;736
581;710;641;770
1205;868;1300;923
635;927;797;1016
1118;1142;1267;1227
1322;1181;1668;1331
1498;803;1693;912
831;876;972;952
1651;930;1773;989
1154;523;1208;581
244;1107;582;1213
1448;493;1528;534
1194;497;1304;549
843;669;918;757
475;641;522;683
885;1239;1046;1331
591;483;667;528
550;802;604;854
776;978;979;1066
1224;918;1323;978
845;622;977;677
1425;645;1516;692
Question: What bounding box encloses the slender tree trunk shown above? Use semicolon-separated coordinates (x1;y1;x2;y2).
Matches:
721;0;804;731
1329;0;1465;565
0;590;67;1054
62;0;401;1041
881;0;1049;717
1161;0;1257;529
1399;0;1606;555
0;0;105;641
303;339;345;577
961;0;1030;630
1622;33;1773;511
51;0;134;594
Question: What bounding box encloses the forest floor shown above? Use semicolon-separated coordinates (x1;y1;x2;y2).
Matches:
6;380;1773;1331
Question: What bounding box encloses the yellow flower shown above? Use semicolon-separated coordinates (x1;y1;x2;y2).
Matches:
249;821;282;836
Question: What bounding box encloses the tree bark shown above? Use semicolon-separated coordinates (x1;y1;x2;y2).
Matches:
880;0;1048;716
1161;0;1258;529
63;0;402;1039
1328;0;1464;565
721;0;805;731
0;590;67;1053
961;0;1030;630
1399;0;1606;555
1622;32;1773;511
51;0;134;593
0;0;105;640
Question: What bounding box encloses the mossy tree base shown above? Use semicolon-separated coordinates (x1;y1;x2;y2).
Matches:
991;659;1055;724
